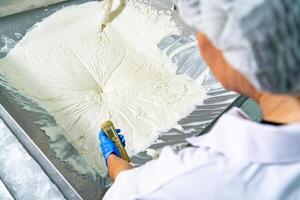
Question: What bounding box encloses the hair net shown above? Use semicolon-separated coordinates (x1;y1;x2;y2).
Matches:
175;0;300;94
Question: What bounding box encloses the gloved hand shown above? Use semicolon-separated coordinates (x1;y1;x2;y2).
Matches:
99;129;126;165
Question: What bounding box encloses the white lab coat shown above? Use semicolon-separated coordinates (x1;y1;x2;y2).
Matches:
104;107;300;200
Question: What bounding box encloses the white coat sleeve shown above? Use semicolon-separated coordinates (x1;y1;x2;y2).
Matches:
103;145;215;200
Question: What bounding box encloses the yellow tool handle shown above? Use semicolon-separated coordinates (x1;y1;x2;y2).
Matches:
101;120;130;162
113;137;130;162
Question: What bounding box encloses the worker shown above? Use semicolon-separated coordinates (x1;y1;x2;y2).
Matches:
99;0;300;199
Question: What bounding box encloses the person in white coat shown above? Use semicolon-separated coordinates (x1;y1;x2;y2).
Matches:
99;0;300;199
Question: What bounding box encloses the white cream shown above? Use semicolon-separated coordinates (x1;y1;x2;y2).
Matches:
0;1;206;176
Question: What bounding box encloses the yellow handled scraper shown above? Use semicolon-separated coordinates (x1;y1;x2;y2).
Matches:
101;120;130;162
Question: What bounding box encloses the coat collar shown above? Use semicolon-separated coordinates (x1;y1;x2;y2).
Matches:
187;107;300;163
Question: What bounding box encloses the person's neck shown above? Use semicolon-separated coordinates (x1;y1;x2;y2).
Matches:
257;93;300;124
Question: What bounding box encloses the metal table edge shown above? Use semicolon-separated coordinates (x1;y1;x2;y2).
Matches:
0;104;82;200
200;95;248;135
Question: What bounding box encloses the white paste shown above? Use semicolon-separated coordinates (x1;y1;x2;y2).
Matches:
0;1;206;176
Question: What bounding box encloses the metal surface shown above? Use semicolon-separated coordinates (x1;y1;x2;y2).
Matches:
158;34;207;79
130;88;242;165
0;116;65;199
0;1;105;199
0;0;67;18
0;178;14;200
0;104;81;199
0;87;104;199
0;0;244;199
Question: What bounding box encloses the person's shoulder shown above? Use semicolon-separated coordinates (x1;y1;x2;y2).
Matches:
158;145;224;168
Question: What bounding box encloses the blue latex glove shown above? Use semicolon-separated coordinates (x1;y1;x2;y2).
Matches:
99;129;126;165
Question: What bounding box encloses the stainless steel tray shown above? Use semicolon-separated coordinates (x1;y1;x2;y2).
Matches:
0;0;246;199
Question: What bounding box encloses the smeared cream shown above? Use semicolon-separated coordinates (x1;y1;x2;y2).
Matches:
0;1;206;176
